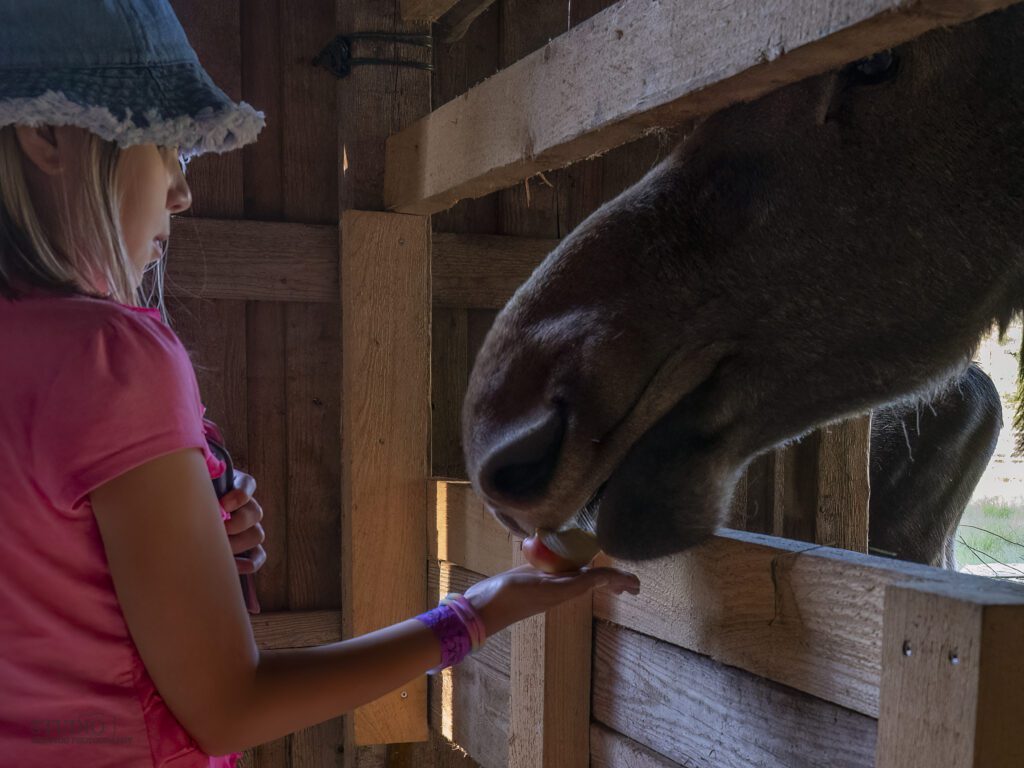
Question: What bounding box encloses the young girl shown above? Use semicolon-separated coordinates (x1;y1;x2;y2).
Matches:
0;1;640;766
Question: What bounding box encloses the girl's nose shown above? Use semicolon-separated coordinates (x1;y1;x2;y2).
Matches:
167;165;192;214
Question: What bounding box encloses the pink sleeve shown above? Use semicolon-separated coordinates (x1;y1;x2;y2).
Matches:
33;312;209;511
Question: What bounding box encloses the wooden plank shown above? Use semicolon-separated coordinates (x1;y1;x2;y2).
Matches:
592;622;877;768
284;304;341;611
595;532;1024;719
279;2;345;759
401;0;459;21
384;0;1020;215
341;211;431;745
245;303;289;612
508;544;591;768
817;414;871;553
875;584;1024;768
168;219;546;308
431;310;469;477
250;609;342;648
590;724;683;768
167;217;338;302
431;233;550;308
429;480;514;577
170;0;244;219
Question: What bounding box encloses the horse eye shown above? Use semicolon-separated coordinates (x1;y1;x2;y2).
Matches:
846;50;900;86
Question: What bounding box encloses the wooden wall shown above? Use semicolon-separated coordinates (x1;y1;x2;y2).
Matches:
165;0;874;766
168;1;342;765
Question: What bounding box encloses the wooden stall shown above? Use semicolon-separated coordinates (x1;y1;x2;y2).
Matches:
165;0;1024;766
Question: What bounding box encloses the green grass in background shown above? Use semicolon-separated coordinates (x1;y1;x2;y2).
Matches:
955;496;1024;569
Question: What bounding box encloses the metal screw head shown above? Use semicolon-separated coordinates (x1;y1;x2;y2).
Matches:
949;651;960;666
400;690;409;699
902;641;913;657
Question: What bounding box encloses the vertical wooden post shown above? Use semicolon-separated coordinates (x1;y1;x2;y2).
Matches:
508;543;593;768
341;210;431;745
816;414;871;553
875;583;1024;768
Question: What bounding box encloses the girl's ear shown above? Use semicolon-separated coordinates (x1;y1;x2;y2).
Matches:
14;124;62;176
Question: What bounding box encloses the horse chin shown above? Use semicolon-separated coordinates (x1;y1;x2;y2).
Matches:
586;394;739;561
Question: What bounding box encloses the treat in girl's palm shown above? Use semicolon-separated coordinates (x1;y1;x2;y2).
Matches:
522;527;601;573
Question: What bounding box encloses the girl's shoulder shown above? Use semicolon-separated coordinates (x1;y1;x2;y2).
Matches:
4;292;185;358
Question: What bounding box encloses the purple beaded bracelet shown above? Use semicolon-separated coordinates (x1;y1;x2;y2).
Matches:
415;593;486;674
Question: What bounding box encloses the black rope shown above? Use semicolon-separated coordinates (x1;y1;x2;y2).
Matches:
313;32;433;79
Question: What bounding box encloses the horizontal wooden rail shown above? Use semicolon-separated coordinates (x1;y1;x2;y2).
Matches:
592;622;877;768
384;0;1019;214
167;217;550;307
430;480;1024;720
250;609;341;649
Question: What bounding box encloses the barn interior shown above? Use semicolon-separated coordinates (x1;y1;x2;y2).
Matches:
164;0;1024;766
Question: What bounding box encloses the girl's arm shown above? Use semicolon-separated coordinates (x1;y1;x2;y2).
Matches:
91;448;637;755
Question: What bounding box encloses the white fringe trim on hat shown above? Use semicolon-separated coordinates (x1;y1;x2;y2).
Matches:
0;90;265;156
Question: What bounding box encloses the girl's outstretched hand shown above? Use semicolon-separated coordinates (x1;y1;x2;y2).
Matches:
464;564;640;637
220;470;267;575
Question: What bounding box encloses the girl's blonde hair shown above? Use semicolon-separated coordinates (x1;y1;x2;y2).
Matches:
0;125;164;308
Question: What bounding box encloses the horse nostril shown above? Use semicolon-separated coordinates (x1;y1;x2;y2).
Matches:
478;407;565;505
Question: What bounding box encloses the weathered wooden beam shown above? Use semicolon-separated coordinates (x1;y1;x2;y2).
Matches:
167;218;550;308
590;725;683;768
250;609;342;649
434;482;1024;718
875;583;1024;768
593;622;877;768
384;0;1020;215
341;210;431;744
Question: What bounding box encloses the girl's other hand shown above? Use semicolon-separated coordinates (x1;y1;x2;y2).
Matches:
464;564;640;637
220;470;267;575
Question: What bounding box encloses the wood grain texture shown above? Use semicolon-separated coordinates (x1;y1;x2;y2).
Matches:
341;211;431;744
817;414;871;553
279;3;345;759
508;543;592;768
167;218;338;302
590;724;683;768
251;610;342;648
594;530;1024;719
429;480;514;576
593;622;877;768
431;233;550;308
244;303;289;612
169;219;546;308
875;584;1024;768
171;0;244;219
431;310;469;477
385;0;1020;214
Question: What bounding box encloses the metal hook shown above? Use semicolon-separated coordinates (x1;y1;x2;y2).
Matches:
313;32;433;79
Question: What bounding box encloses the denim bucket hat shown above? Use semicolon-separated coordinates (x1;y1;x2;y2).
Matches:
0;0;264;157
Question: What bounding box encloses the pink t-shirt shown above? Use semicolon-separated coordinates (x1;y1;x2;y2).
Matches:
0;293;240;767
